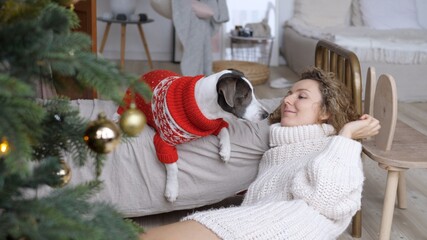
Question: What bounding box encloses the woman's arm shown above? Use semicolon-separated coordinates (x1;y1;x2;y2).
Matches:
291;136;364;221
339;114;380;139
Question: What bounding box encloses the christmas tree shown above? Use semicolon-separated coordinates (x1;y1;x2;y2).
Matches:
0;0;151;239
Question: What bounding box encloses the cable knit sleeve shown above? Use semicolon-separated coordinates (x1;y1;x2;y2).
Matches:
291;136;364;221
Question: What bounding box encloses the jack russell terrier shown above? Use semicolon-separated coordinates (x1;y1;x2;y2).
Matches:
116;69;268;202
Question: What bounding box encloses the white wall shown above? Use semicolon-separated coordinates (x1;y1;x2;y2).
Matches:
96;0;294;64
96;0;174;61
277;0;294;64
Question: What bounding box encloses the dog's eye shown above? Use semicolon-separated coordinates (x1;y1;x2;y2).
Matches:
235;95;246;104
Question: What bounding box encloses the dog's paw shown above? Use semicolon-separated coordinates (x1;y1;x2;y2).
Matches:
165;163;179;202
218;128;231;162
164;181;179;202
219;144;231;162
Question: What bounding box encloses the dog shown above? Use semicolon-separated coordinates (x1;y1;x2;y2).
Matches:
116;69;269;202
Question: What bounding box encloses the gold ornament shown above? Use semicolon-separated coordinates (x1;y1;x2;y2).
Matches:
119;103;146;136
83;112;121;154
49;160;72;188
0;137;10;157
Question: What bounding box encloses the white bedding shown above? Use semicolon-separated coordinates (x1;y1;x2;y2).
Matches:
54;98;280;217
286;19;427;64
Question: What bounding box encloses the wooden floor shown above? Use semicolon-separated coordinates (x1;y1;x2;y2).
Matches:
123;60;427;240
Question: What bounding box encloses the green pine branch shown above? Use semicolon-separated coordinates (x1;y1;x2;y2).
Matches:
0;74;44;175
32;98;89;166
0;0;151;238
0;180;142;240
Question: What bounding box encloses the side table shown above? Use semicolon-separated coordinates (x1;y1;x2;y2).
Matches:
229;35;274;66
97;17;154;70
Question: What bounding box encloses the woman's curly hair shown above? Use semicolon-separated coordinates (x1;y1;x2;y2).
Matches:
269;66;360;132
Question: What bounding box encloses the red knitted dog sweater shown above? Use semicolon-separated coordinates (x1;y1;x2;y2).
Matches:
117;69;229;164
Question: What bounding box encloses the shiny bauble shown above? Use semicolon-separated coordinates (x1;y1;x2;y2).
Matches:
84;112;121;154
119;103;146;136
0;137;10;157
49;160;72;188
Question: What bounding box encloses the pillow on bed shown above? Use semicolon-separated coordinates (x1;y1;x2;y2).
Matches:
293;0;352;28
360;0;421;29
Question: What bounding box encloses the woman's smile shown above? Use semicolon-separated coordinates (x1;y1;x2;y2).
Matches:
282;108;296;116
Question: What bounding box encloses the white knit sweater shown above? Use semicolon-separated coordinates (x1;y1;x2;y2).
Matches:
183;123;364;240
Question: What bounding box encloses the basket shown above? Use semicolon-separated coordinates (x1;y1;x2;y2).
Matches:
229;36;274;66
212;60;270;85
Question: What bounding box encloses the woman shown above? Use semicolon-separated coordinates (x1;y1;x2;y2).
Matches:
141;67;380;240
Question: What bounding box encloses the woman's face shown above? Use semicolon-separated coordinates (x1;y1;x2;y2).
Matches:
280;79;329;127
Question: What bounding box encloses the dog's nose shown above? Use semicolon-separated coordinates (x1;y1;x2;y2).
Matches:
261;111;269;119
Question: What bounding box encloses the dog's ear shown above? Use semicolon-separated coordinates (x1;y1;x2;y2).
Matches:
217;77;236;107
227;68;244;77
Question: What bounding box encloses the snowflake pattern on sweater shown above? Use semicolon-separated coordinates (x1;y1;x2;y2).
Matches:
151;76;199;145
183;123;364;240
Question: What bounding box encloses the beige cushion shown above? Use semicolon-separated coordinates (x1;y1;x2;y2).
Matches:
293;0;352;28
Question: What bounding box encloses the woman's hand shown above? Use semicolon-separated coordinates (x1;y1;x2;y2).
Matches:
339;114;381;140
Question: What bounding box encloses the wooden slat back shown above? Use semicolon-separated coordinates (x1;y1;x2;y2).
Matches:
315;40;363;115
364;67;376;116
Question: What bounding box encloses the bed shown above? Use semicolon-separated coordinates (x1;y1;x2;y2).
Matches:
47;98;281;218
